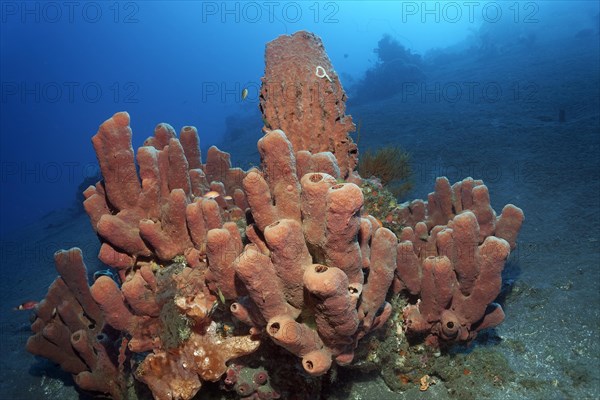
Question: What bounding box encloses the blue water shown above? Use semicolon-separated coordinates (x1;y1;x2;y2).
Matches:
5;1;595;237
1;1;599;399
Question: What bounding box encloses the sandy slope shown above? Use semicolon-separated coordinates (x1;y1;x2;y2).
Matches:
326;34;600;400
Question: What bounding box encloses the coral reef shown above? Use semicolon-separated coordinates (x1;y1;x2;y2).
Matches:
26;31;524;400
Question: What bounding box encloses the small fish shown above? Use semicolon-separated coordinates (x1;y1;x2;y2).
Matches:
203;191;221;199
241;88;248;101
15;301;38;311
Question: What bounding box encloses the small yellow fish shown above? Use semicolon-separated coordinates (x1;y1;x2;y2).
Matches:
241;88;248;100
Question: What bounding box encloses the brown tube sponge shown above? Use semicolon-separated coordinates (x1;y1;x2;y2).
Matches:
266;315;324;358
139;189;192;260
426;177;454;229
358;217;374;270
264;219;312;308
90;276;135;333
257;129;302;222
439;309;461;341
395;240;422;295
495;204;524;250
304;264;359;346
235;246;296;320
91;112;141;211
300;172;337;250
471;184;497;240
97;214;151;258
166;138;192;196
451;236;510;325
179;126;202;169
324;183;364;285
53;248;104;325
418;256;456;323
243;169;278;231
302;349;333;377
359;228;397;332
451;211;480;296
206;227;243;300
